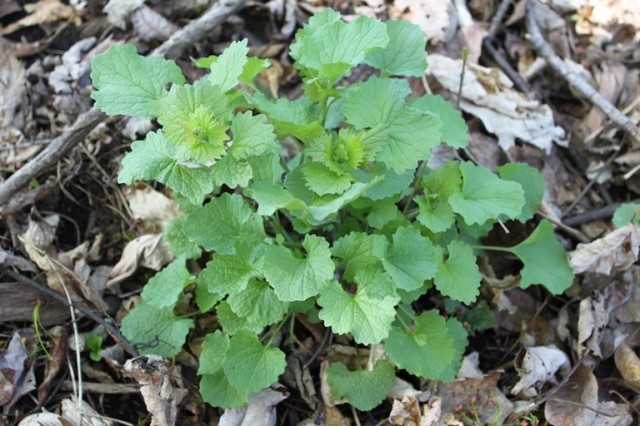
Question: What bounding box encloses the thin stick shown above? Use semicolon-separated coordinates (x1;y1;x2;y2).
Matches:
0;0;247;206
1;268;139;357
525;0;640;144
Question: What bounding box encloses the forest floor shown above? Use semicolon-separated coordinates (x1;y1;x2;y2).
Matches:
1;0;640;425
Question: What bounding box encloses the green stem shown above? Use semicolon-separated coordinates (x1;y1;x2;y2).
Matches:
402;160;428;215
263;314;291;347
469;244;513;253
396;305;415;333
456;47;469;109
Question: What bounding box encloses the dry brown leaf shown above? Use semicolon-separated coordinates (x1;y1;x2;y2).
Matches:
614;341;640;390
37;326;68;403
569;223;640;275
108;233;173;286
0;52;27;159
18;413;72;426
20;214;108;311
131;6;179;42
219;387;288;426
392;0;456;43
0;0;76;35
124;355;187;426
512;345;570;397
426;54;566;153
0;331;37;410
60;398;112;426
127;187;181;230
103;0;144;29
389;395;441;426
576;296;608;357
544;363;632;426
432;372;513;425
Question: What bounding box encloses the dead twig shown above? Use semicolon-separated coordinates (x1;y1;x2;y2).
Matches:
0;0;247;207
1;267;139;357
562;198;640;227
525;0;640;145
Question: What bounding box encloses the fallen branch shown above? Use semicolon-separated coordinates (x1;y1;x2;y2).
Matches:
0;0;246;207
525;0;640;144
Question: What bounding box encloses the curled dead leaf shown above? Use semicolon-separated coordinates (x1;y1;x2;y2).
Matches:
512;345;570;397
614;341;640;391
569;223;640;275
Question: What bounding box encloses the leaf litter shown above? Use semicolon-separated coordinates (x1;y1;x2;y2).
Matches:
2;0;640;425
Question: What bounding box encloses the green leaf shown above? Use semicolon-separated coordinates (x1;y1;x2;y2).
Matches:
120;300;193;357
118;131;215;204
354;163;414;201
200;371;248;409
343;77;442;173
412;95;468;148
163;217;202;259
612;203;640;228
252;93;325;141
223;330;286;394
199;242;264;297
365;20;427;77
301;162;353;195
332;232;387;281
198;330;229;375
415;197;455;233
208;39;249;91
209;111;277;188
141;258;190;308
292;14;389;83
382;227;441;291
353;266;398;299
184;193;265;254
307;179;384;223
318;280;398;345
195;280;220;312
432;318;468;382
384;311;455;378
497;163;546;222
264;235;335;301
507;220;573;294
216;301;264;335
249;183;306;216
227;279;288;328
327;361;396;411
448;162;525;225
434;241;481;304
91;43;185;118
367;198;401;229
158;80;230;164
462;301;494;332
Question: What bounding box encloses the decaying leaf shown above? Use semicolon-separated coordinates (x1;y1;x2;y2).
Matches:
124;355;188;426
512;345;570;396
103;0;144;29
108;187;180;285
432;372;513;425
614;341;640;391
20;214;109;311
545;363;632;426
37;326;68;403
569;223;640;275
576;296;608;358
0;0;77;35
426;54;566;153
0;330;37;411
131;6;179;42
389;395;443;426
218;387;289;426
60;398;113;426
392;0;456;43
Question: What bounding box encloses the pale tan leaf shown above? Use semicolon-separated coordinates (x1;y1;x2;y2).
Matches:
569;223;640;275
512;345;570;396
545;364;632;426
